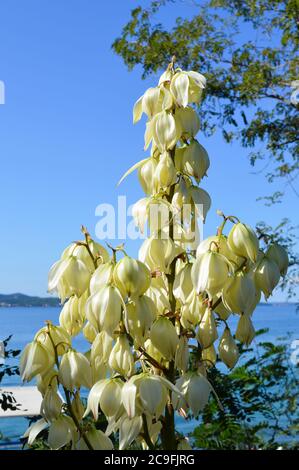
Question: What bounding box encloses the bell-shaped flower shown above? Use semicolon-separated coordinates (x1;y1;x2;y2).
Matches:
175;336;189;372
59;295;85;337
173;372;212;417
202;344;217;368
196;307;218;349
108;335;135;377
48;255;91;301
76;427;113;450
219;327;239;368
196;234;241;267
222;271;256;315
150;317;179;360
133;85;173;123
182;139;210;183
119;415;143;450
254;256;280;298
89;261;114;295
266;243;288;276
235;314;255;345
191;251;231;297
173;263;193;305
20;341;54;382
85;285;124;334
154;151;177;189
113;256;151;298
138;157;158;195
40;384;63;421
47;415;76;450
139;234;176;273
176;107;200;139
61;240;109;273
90;331;113;366
58;350;92;390
84;378;124;421
83;321;97;343
34;323;71;356
153;110;181;152
188;186;211;223
228;222;259;263
170;71;206;107
180;291;205;329
126;295;156;346
23;418;49;446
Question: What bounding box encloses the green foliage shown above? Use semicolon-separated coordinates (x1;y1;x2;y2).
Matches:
112;0;299;197
192;330;299;449
0;335;20;384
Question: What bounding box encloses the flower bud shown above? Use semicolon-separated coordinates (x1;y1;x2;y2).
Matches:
86;285;123;334
150;317;179;360
108;335;135;377
196;308;218;349
70;391;85;421
58;350;92;390
222;271;256;315
113;256;151;298
182;140;210;183
235;314;255;345
154;151;177;189
20;341;54;382
219;327;239;368
48;255;91;301
266;244;288;276
40;385;63;421
191;251;231;297
228;223;259;263
254;256;280;298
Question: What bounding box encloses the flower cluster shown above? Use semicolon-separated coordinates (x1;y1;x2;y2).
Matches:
21;60;288;450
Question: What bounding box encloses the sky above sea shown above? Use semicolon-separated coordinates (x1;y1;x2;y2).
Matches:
0;0;298;301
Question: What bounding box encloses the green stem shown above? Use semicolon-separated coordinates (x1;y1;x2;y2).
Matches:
160;150;177;451
141;414;155;450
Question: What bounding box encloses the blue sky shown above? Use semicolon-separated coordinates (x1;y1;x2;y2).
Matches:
0;0;297;301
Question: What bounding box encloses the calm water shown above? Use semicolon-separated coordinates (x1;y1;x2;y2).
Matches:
0;303;298;444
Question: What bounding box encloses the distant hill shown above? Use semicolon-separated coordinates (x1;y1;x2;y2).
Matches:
0;293;60;307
